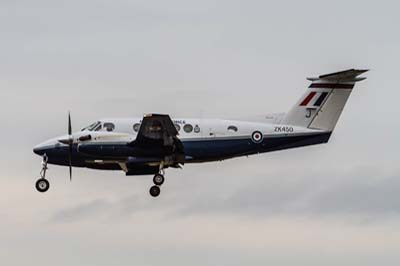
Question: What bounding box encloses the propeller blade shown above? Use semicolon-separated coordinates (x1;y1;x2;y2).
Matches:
68;112;72;135
68;144;72;181
68;111;73;181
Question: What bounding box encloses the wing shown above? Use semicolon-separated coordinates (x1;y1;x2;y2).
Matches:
128;114;185;164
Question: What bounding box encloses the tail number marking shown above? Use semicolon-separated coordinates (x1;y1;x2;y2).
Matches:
274;126;294;133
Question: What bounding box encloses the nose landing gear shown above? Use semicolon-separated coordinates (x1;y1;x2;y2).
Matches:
35;154;50;193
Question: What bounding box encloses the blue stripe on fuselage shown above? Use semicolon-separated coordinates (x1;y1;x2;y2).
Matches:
182;132;331;162
40;132;331;168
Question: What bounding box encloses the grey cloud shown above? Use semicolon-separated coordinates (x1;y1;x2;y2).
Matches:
49;168;400;224
50;199;111;223
175;171;400;219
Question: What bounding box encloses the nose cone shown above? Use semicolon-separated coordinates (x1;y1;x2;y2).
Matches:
33;137;61;156
33;144;46;155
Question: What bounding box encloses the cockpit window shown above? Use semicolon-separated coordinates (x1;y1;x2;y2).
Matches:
103;122;115;132
93;123;102;131
81;121;102;131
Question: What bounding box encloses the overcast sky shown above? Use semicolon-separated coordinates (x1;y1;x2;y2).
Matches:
1;0;400;265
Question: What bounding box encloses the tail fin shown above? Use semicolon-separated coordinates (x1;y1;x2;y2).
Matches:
282;69;368;131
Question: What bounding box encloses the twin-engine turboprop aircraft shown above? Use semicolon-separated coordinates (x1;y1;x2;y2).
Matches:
33;69;368;197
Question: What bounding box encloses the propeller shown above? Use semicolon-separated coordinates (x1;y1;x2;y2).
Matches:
68;112;73;181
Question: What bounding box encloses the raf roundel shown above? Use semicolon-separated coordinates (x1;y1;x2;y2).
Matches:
251;131;264;143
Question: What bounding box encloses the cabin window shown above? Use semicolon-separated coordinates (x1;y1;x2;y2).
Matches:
194;125;200;133
174;124;181;132
103;122;115;132
183;124;193;133
133;123;141;132
227;125;238;132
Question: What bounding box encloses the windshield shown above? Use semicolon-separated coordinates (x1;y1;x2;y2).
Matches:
81;121;102;131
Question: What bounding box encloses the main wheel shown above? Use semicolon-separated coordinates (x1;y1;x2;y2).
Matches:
153;174;165;186
36;179;50;193
149;185;161;197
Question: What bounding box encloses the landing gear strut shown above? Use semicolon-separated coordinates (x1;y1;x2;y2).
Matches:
150;166;165;197
36;154;50;193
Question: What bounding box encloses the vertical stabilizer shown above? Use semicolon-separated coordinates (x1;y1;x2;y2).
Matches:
282;69;368;131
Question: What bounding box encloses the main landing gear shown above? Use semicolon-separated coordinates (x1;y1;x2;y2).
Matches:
149;168;165;197
35;154;50;193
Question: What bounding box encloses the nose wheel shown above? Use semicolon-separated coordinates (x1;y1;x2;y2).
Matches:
36;154;50;193
36;179;50;193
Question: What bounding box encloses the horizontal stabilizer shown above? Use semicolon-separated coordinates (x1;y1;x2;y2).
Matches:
307;69;369;83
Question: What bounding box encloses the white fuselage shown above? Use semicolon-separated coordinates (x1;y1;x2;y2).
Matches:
78;117;322;142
